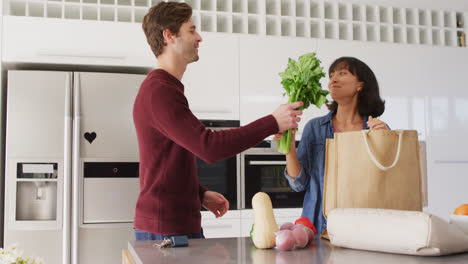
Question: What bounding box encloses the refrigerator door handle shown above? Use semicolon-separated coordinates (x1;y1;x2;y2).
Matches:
72;72;81;264
63;73;73;264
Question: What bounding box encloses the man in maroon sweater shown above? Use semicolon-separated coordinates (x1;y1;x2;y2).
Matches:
133;2;303;240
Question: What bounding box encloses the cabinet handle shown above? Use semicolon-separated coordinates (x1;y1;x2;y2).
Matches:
37;50;126;60
434;160;468;164
249;161;286;165
63;72;72;264
203;224;233;229
191;106;232;114
72;73;81;264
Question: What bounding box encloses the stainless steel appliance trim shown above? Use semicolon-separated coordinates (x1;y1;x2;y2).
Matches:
236;154;241;210
71;72;81;264
248;161;287;165
240;153;245;209
201;120;241;210
63;72;72;264
243;148;281;155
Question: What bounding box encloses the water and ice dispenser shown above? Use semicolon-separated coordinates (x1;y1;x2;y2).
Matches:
16;163;58;221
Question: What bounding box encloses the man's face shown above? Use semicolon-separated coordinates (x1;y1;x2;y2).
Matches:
174;17;202;64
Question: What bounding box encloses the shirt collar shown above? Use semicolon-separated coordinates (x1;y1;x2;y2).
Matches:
319;111;335;125
320;110;371;130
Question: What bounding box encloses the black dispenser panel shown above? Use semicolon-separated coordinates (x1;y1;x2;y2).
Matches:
84;162;139;178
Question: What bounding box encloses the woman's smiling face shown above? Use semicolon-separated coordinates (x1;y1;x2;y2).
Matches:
328;64;363;102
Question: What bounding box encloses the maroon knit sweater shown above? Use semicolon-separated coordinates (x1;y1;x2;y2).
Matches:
133;69;278;235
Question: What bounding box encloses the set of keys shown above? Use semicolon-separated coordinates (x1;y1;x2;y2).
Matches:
153;235;189;248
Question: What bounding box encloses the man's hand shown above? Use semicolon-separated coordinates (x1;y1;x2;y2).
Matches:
272;101;303;133
202;191;229;218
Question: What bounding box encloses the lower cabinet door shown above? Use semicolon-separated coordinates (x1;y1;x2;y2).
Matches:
201;218;241;238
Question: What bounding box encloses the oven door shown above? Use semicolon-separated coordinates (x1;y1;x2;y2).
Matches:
243;154;305;209
197;154;239;210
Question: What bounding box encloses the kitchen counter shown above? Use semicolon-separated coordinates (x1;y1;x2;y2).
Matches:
128;237;468;264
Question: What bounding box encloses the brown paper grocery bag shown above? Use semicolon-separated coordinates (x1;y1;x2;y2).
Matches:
323;130;423;219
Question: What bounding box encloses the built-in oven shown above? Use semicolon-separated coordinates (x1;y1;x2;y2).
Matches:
196;120;240;210
242;141;305;209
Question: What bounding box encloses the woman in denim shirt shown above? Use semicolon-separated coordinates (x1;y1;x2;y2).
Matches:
275;57;389;236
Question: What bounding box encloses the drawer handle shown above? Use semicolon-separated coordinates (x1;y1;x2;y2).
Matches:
249;161;286;165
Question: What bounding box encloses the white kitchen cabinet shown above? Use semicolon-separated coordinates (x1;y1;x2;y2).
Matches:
201;210;241;238
183;33;240;120
2;16;154;68
201;209;302;238
422;48;468;162
202;218;242;238
240;218;253;237
427;95;468;162
239;35;326;139
426;163;468;221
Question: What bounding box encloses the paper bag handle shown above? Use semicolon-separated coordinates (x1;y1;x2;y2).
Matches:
361;130;403;171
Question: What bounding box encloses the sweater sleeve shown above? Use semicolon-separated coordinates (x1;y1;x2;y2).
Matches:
148;80;279;163
199;184;208;204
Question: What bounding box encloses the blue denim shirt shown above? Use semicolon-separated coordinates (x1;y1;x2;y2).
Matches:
284;111;370;235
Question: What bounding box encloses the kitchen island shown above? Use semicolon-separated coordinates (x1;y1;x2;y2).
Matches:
127;237;468;264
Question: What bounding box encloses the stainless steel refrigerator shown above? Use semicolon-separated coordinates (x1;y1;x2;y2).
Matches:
4;70;145;264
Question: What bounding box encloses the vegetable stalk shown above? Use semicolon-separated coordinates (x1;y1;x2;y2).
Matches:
277;53;328;154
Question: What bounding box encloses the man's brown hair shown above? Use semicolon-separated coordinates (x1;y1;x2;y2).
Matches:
142;2;193;58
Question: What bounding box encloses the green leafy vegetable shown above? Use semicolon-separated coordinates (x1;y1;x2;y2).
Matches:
250;224;254;240
278;52;328;154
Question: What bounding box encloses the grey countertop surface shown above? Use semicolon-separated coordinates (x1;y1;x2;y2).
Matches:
128;237;468;264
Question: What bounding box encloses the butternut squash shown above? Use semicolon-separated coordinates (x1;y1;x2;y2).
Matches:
251;192;279;249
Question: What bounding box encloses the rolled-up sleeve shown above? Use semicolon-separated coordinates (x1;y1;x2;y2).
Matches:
284;121;314;192
285;167;308;192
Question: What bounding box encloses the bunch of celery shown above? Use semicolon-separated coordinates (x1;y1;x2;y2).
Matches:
277;52;328;154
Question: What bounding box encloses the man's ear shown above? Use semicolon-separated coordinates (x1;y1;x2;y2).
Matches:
162;28;176;44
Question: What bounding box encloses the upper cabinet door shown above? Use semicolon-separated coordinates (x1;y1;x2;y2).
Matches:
239;35;325;139
78;72;146;160
6;70;69;158
182;33;240;120
2;17;154;68
421;48;468;162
